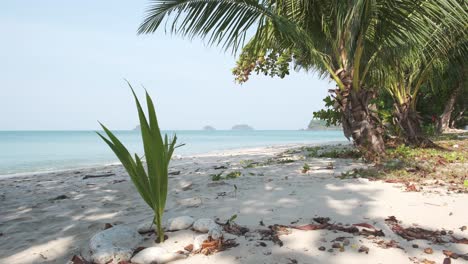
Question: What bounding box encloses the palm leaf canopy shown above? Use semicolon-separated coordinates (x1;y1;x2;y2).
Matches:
139;0;466;90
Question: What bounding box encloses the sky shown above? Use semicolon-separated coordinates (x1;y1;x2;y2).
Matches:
0;0;332;130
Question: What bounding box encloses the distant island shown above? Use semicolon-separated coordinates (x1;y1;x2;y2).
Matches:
203;125;216;131
306;119;341;130
133;125;140;131
231;124;254;131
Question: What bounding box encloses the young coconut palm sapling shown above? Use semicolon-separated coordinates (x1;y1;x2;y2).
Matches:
98;82;181;243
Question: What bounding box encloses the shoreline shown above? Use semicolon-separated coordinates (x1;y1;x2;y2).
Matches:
1;141;466;264
0;140;348;180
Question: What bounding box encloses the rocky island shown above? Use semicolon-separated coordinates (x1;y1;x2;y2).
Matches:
231;124;254;131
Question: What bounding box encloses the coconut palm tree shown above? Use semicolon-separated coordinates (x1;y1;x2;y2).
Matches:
383;23;467;145
138;0;466;160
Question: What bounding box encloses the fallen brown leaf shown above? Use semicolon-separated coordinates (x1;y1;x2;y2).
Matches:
353;223;377;229
291;224;327;231
424;248;433;254
184;244;194;252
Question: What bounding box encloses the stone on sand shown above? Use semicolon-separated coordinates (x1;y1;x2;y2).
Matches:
208;225;223;239
131;247;187;264
167;216;194;231
177;197;202;207
193;218;218;233
89;225;142;264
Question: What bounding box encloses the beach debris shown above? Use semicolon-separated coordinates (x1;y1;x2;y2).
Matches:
375;239;401;249
112;179;126;184
193;234;210;251
256;224;291;247
130;247;187;264
184;244;194;252
318;246;326;251
443;250;468;260
176;197;202;208
385;216;468;244
424;248;433;254
218;222;249;236
203;238;238;255
287;258;298;264
358;245;369;254
167;216;194;231
168;171;181;176
50;194;69;201
193;218;219;233
215;216;250;236
443;258;451;264
104;223;113;230
332;242;342;248
290;217;384;237
405;183;419;192
257;241;267;247
82;173;115;180
68;255;91;264
460;226;467;231
214;165;228;170
89;225;142;264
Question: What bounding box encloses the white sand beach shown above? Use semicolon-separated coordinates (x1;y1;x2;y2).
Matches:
0;144;466;264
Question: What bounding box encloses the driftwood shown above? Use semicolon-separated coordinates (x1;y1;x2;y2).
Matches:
82;173;115;180
291;217;385;237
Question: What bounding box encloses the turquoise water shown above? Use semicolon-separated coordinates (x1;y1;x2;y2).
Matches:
0;130;346;176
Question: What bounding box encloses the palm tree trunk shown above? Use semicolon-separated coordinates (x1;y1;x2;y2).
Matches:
393;101;426;145
336;87;386;161
437;83;461;133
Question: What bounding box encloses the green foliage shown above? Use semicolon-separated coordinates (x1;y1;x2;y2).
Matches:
305;146;361;159
312;96;342;127
228;214;238;224
302;163;310;173
388;144;465;163
211;172;223;181
211;171;242;181
240;159;258;168
97;82;180;243
226;171;242;179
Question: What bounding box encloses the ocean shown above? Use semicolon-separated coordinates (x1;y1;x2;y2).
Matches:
0;130;346;176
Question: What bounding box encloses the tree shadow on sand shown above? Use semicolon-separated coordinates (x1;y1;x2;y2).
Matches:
0;152;466;264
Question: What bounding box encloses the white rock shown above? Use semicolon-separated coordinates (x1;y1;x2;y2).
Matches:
208;226;223;239
167;216;194;231
131;247;187;264
193;234;210;251
179;180;193;191
89;226;142;264
137;221;155;234
193;218;218;233
177;197;202;207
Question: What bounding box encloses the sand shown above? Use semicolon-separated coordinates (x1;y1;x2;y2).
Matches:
0;144;466;264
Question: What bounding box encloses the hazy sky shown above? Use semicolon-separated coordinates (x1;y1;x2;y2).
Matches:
1;0;332;130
